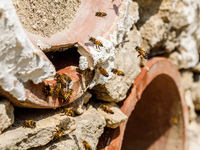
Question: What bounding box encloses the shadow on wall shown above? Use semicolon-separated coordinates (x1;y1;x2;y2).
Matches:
121;74;184;150
133;0;163;29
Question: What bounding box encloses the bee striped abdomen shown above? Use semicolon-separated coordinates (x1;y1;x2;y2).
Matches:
99;67;109;77
95;12;107;17
111;68;125;76
135;46;148;59
89;37;103;47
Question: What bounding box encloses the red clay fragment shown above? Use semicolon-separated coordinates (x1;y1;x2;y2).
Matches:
4;0;127;108
97;57;188;150
26;0;126;68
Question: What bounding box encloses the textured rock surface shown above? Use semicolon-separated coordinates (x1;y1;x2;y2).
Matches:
1;0;200;149
0;0;55;101
0;109;76;150
191;73;200;110
96;102;128;129
135;0;200;69
133;0;200;149
0;99;14;133
187;120;200;150
91;24;141;102
36;106;106;150
67;91;92;115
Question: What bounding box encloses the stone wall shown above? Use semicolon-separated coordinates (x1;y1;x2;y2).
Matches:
0;0;200;149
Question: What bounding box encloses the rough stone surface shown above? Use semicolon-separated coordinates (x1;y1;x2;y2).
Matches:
135;0;200;69
67;91;92;115
185;90;197;122
91;27;141;102
187;120;200;150
0;0;56;101
0;99;14;134
36;105;106;150
191;73;200;110
180;70;193;90
13;0;81;37
0;109;76;150
96;102;128;129
193;63;200;73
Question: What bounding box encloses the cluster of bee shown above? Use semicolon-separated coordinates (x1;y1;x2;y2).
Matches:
43;73;73;102
99;104;114;114
99;67;125;78
22;120;36;129
83;141;92;150
52;126;64;141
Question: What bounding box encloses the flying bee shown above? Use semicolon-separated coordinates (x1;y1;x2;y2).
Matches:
135;46;148;59
52;127;64;141
62;108;75;117
43;84;53;97
65;89;73;101
95;11;107;17
111;68;125;76
89;36;103;47
83;141;92;150
99;67;109;77
22;120;36;129
100;104;114;114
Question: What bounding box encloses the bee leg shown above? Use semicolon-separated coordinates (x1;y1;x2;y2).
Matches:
137;54;140;57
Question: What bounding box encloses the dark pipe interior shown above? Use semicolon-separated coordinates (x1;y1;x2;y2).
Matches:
45;47;80;71
121;74;184;150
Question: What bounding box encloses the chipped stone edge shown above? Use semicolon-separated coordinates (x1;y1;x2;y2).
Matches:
0;0;56;101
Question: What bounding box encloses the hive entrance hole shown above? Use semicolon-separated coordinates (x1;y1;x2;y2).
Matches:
45;47;80;71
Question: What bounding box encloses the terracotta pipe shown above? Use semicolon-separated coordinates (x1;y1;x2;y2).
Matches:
2;0;129;108
97;57;188;150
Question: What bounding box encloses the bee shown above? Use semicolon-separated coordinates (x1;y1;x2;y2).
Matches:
89;36;103;47
95;12;107;17
111;68;125;76
43;84;53;97
63;74;72;84
83;141;92;150
135;46;148;59
65;89;74;101
58;89;67;101
99;67;109;77
22;120;36;129
55;73;65;83
53;82;62;97
100;104;114;114
52;127;64;140
62;108;75;117
55;73;71;88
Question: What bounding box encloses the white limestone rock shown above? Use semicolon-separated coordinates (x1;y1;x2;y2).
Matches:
0;99;14;134
0;112;76;150
91;27;141;102
97;102;128;129
40;106;106;150
67;91;92;114
0;0;56;101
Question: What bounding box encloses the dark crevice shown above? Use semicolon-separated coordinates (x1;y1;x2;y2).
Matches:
45;47;80;71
